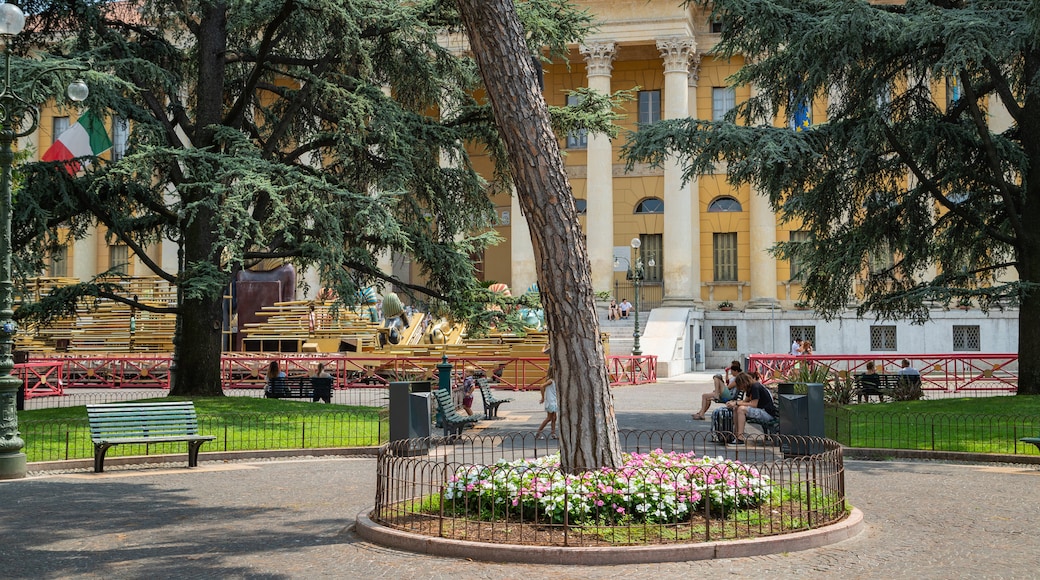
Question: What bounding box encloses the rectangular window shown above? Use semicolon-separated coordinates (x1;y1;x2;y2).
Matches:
870;325;897;351
711;326;738;351
639;233;663;283
565;94;588;149
49;246;68;278
638;90;661;126
713;232;738;281
109;244;129;275
946;75;961;107
870;241;895;273
112;116;129;160
790;325;816;345
52;116;69;141
712;87;736;121
952;325;980;351
789;230;810;281
710;18;724;34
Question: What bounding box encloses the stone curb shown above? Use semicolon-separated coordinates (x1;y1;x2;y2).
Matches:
27;446;380;472
354;506;864;565
843;447;1040;465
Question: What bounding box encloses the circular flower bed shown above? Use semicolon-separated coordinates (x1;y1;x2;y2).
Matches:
445;450;772;524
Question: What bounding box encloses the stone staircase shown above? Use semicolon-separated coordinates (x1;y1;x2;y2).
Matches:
598;306;643;356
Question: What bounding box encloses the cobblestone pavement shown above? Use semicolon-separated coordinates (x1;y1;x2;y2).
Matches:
3;375;1039;579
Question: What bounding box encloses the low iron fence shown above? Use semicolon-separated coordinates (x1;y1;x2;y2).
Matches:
826;408;1040;455
20;409;389;463
373;430;846;547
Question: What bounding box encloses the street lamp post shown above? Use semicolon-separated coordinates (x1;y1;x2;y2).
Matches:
624;237;655;357
0;2;88;479
630;238;643;356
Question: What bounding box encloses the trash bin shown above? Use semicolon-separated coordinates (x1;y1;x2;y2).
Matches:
389;381;432;455
777;382;825;455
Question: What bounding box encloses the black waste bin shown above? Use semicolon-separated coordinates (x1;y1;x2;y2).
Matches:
777;382;824;455
389;381;432;455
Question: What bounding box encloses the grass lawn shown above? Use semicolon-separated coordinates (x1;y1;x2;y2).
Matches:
826;395;1040;455
19;396;388;463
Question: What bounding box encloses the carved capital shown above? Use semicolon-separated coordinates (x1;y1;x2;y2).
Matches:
688;53;702;87
580;41;617;77
656;36;695;74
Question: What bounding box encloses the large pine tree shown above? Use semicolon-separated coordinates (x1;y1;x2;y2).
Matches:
624;0;1040;395
12;0;608;397
457;0;624;471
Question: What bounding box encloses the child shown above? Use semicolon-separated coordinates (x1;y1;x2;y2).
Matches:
461;368;477;416
535;374;558;440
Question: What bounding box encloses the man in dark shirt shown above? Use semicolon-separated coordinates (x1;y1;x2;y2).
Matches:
726;372;777;444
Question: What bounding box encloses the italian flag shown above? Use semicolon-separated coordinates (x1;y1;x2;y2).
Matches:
42;110;112;173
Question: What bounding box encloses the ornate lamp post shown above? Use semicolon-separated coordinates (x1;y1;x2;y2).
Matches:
0;2;88;479
615;237;655;357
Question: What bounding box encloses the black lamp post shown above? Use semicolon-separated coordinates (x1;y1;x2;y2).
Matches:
614;237;655;357
0;2;88;479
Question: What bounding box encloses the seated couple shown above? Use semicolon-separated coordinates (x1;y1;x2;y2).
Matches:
691;360;742;420
694;370;777;445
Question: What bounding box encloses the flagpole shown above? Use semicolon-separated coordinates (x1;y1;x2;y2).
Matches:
0;2;87;480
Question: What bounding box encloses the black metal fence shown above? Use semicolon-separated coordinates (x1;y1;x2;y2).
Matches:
21;409;388;463
612;281;664;311
826;408;1040;455
373;430;846;547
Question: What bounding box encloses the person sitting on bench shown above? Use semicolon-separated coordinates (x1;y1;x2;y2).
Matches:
726;372;777;445
691;360;742;421
264;360;286;396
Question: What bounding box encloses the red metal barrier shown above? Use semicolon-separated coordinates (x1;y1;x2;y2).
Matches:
21;352;657;393
748;353;1018;394
16;361;65;399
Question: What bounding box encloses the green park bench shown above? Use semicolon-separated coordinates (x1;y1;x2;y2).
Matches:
1021;436;1040;453
264;376;334;403
87;401;215;473
476;378;513;418
432;387;482;437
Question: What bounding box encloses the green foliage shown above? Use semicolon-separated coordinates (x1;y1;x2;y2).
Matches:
624;0;1040;324
826;375;855;406
9;0;624;393
783;363;833;385
891;377;925;402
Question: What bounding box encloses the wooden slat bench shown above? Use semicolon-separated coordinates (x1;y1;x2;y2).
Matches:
264;376;334;403
853;374;922;402
86;401;215;473
432;387;482;436
476;378;513;418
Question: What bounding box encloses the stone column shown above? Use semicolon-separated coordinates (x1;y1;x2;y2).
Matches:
657;36;697;305
686;53;702;304
747;80;778;309
510;185;538;294
580;41;617;295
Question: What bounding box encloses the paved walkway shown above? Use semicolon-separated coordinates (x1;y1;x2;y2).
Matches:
3;374;1039;578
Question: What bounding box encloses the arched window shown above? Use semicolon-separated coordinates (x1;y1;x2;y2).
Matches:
574;199;587;214
634;197;664;214
708;196;742;212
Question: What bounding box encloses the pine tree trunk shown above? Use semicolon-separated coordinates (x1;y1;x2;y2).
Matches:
456;0;622;471
170;3;227;397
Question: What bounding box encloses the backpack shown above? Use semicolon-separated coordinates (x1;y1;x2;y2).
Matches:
711;407;734;443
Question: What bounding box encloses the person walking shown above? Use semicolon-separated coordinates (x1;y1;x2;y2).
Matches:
535;373;558;440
